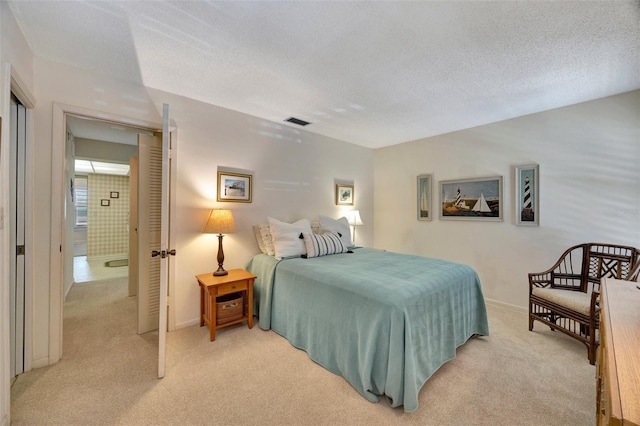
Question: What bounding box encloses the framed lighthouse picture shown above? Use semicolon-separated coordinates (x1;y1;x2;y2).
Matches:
439;175;503;221
515;164;539;226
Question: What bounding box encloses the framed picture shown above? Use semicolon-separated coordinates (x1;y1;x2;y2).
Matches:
439;176;503;221
417;174;432;221
101;199;110;207
217;171;252;203
110;191;119;198
336;184;354;206
515;164;539;226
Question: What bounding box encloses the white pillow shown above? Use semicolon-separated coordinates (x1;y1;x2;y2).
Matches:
268;217;312;260
302;232;347;258
318;215;354;248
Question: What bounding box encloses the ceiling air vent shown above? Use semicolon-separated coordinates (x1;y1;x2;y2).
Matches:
285;117;311;126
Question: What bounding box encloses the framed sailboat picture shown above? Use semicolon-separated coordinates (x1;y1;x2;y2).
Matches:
439;176;503;221
417;174;432;221
515;164;539;226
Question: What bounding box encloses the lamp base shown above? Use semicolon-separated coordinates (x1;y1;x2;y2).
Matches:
213;269;228;277
213;234;228;276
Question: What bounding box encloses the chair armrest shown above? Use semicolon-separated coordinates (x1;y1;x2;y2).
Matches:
529;271;552;291
529;244;587;292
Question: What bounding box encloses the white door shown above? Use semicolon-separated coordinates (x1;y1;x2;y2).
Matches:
137;133;162;335
137;104;173;378
9;94;27;379
157;104;173;378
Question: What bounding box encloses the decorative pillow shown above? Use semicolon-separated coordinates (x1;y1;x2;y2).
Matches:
257;224;275;256
253;225;268;254
302;232;347;258
310;221;320;234
268;217;313;260
318;215;354;248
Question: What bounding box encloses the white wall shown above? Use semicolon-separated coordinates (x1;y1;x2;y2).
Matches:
0;2;35;424
0;6;6;424
160;88;374;328
31;58;374;362
74;138;137;163
374;90;640;309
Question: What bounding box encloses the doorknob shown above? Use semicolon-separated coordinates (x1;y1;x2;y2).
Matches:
151;249;177;258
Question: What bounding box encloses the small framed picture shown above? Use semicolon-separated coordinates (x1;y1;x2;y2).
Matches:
515;164;539;226
101;199;110;207
217;171;252;203
110;191;119;198
335;184;354;206
417;174;432;221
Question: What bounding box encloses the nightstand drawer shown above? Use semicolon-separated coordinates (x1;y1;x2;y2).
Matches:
217;280;248;295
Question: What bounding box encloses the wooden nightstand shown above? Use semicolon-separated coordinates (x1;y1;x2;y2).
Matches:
195;269;256;341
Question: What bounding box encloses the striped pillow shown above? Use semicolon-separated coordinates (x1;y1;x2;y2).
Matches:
302;232;347;258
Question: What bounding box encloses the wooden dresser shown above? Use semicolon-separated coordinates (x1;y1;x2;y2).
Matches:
596;278;640;426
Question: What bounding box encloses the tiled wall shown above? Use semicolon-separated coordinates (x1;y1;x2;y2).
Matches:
87;174;130;258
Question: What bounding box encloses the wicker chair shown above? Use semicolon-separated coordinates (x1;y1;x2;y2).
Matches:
528;243;639;364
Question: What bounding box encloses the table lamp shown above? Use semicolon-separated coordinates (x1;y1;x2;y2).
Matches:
204;209;237;276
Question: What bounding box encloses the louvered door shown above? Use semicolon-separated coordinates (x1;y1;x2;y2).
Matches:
137;133;163;334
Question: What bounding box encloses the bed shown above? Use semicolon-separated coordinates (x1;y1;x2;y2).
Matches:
245;247;489;412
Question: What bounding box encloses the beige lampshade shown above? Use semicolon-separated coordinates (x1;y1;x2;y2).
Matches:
204;209;237;234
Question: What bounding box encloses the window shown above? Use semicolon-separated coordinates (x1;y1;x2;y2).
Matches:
75;176;88;226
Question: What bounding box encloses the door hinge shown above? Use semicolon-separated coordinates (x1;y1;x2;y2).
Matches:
16;245;25;256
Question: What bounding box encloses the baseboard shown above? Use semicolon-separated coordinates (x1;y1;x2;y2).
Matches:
175;318;200;330
485;298;527;314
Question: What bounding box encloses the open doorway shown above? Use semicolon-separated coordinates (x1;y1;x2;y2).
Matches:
71;159;131;284
64;114;158;307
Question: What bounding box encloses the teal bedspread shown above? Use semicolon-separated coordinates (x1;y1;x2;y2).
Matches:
245;248;489;412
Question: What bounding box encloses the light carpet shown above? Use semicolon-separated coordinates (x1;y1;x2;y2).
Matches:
11;277;594;425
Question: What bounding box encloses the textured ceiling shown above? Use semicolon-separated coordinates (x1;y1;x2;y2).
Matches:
8;1;640;149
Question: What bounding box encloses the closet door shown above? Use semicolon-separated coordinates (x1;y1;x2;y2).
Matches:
9;95;27;379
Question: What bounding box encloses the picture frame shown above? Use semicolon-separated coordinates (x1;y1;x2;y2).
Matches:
439;176;503;221
217;171;252;203
101;199;110;207
417;174;432;221
110;191;119;199
515;164;539;226
335;184;354;206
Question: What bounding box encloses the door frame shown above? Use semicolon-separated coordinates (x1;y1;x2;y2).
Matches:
50;103;174;364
